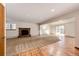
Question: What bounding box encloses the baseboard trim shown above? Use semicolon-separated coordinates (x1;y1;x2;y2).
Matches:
7;37;18;39
65;35;75;38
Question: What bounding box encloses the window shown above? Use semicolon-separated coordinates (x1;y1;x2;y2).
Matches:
40;24;50;35
6;23;16;30
56;25;64;35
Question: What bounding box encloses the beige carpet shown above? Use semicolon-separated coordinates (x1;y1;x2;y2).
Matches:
6;35;60;56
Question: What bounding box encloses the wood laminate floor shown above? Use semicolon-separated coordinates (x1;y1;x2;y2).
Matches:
6;35;79;56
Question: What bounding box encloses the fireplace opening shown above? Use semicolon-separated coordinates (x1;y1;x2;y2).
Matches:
19;28;31;37
21;30;29;35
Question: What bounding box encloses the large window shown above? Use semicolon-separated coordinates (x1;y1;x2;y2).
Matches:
40;24;50;35
56;25;64;35
6;23;16;30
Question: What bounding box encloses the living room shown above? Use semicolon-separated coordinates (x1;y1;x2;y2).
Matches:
6;3;79;56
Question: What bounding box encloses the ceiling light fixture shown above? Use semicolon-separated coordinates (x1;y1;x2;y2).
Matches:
51;9;55;12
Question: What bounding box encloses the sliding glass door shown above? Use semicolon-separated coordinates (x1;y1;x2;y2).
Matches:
55;25;64;40
56;25;64;36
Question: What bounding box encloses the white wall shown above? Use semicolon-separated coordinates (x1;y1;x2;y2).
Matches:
75;16;79;48
6;21;39;38
64;22;76;37
50;25;56;34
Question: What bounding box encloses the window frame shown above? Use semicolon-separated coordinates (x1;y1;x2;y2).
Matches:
6;23;16;30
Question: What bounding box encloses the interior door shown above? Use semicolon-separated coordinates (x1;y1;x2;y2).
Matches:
0;4;4;56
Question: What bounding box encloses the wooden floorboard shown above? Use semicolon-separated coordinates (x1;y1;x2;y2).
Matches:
6;36;79;56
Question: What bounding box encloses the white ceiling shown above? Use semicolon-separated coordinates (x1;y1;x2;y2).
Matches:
6;3;79;23
49;17;75;25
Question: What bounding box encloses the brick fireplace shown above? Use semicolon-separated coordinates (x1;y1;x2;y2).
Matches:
19;28;31;37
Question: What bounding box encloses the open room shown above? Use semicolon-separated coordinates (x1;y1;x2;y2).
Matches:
6;3;79;56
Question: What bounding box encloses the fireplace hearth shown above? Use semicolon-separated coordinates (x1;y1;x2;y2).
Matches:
19;28;31;37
